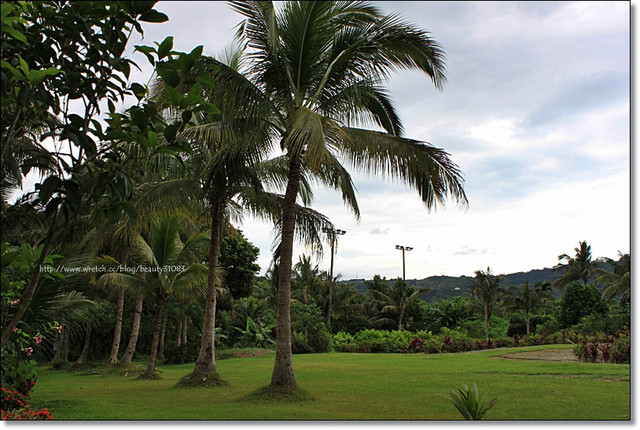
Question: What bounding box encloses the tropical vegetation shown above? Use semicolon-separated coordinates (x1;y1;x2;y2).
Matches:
0;0;630;422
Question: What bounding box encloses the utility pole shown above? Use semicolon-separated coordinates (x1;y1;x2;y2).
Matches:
395;245;413;281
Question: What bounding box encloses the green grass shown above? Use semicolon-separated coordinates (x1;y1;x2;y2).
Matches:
29;345;629;421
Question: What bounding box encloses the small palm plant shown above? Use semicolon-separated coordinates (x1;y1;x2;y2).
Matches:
447;382;498;420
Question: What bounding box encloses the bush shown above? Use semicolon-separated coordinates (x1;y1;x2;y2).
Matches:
457;316;509;339
559;281;607;328
331;331;357;352
572;330;630;364
353;330;414;353
307;328;331;353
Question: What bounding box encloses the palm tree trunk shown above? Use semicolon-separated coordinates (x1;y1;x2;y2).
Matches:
121;294;143;365
193;197;223;375
76;323;91;364
158;316;166;361
271;158;300;388
398;306;405;331
182;315;188;345
484;302;490;339
107;288;125;364
144;289;165;376
525;310;530;336
177;320;183;346
326;280;333;329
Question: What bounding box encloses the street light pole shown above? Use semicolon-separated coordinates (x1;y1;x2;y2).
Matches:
395;245;413;281
323;228;346;327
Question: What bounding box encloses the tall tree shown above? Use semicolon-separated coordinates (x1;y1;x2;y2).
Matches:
596;252;630;303
552;240;599;290
370;278;429;331
503;281;544;335
135;215;209;377
230;0;467;389
471;267;502;339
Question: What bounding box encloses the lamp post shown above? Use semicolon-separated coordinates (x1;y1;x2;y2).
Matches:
395;245;413;281
323;228;346;327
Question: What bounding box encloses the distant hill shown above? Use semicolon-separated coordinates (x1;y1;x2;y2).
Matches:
341;267;562;301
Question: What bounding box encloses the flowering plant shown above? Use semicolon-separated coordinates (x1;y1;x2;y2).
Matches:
1;387;53;420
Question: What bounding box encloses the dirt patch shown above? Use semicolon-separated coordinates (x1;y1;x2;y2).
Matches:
235;349;274;358
497;348;578;362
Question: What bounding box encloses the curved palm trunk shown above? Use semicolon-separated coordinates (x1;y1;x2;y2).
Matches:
271;159;300;388
193;198;223;375
525;309;530;336
120;294;143;365
76;323;91;364
144;288;165;376
107;288;125;364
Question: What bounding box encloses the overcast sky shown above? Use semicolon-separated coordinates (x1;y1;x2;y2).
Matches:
130;1;630;280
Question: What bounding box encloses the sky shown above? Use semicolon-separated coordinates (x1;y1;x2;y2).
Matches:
126;1;631;281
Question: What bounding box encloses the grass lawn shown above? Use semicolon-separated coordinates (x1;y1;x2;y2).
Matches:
29;344;629;421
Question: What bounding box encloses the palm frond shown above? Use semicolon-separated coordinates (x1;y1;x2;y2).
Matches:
343;128;468;209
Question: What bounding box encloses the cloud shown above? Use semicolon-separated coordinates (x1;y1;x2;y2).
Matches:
454;245;487;256
122;2;629;280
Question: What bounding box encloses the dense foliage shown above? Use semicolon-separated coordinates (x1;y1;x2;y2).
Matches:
0;0;631;418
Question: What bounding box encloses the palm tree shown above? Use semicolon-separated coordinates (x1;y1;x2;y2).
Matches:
596;252;630;303
370;278;430;331
503;281;544;335
230;1;467;388
292;255;322;305
135;215;209;377
552;240;598;290
471;267;501;339
427;297;470;331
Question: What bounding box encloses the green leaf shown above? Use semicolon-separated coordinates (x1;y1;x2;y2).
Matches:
28;67;63;85
138;9;169;23
38;175;60;203
162;85;182;106
156;63;179;87
131;1;157;14
2;24;27;43
144;131;156;147
1;3;14;19
134;45;156;65
130;82;147;100
202;102;221;116
157;36;174;60
62;180;82;210
164;123;178;142
184;45;203;71
196;73;216;89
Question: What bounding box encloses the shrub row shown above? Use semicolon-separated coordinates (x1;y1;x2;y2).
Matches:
572;330;630;364
331;328;630;361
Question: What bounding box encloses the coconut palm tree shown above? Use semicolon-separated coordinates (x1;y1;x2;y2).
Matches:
552;240;599;290
471;267;502;339
230;0;467;388
596;252;630;303
135;215;209;377
503;281;545;335
292;255;322;305
370;278;430;331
